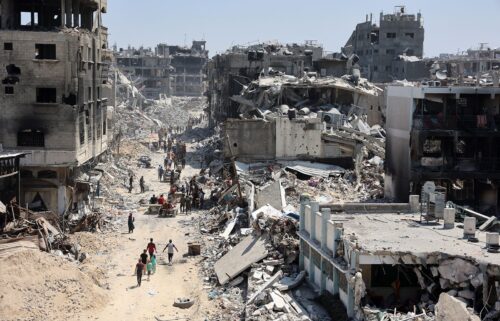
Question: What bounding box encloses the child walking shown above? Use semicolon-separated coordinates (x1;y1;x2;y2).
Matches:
151;254;157;274
146;258;153;281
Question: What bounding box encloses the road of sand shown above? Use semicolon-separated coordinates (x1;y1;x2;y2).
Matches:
81;141;215;321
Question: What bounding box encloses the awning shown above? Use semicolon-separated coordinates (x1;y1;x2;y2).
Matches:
281;161;345;178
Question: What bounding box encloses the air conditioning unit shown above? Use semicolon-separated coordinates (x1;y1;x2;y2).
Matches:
318;110;344;129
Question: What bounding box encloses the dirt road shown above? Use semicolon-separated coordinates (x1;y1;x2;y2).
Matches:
81;141;215;321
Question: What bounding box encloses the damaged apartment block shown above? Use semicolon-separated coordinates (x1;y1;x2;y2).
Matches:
0;0;114;214
385;86;500;216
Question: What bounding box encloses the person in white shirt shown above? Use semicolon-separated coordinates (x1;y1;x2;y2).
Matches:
162;239;178;264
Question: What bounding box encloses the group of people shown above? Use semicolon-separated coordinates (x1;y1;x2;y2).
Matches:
134;238;178;287
128;174;146;194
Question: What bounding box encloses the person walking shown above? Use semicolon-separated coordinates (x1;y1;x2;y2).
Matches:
146;258;153;281
134;259;146;287
139;176;145;193
128;174;134;193
151;254;157;274
158;165;164;181
180;193;186;213
162;239;178;265
140;249;148;264
128;212;135;233
146;238;156;259
199;189;205;209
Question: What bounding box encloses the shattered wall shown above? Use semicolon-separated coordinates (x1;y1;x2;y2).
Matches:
275;118;322;159
224;119;276;160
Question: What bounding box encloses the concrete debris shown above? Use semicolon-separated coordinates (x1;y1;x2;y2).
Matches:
435;293;480;321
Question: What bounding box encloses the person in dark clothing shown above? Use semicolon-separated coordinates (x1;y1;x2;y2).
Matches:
170;170;175;185
128;213;135;233
140;249;148;264
128;175;134;193
135;259;145;287
149;194;157;204
139;176;145;193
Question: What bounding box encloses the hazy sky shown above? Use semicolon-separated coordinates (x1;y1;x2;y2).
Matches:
104;0;500;58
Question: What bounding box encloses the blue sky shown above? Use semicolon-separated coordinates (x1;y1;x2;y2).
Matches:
104;0;500;58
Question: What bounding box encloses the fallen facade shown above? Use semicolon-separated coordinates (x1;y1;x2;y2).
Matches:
385;85;500;215
299;199;500;320
0;0;113;214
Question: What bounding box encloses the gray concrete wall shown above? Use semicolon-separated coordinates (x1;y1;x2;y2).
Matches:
275;117;322;159
384;86;418;201
224;119;276;160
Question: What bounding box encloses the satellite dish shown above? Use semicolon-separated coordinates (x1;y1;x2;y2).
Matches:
436;70;448;80
423;181;436;194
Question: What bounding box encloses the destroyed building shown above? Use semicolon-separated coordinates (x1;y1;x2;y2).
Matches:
0;0;113;214
166;40;208;97
115;44;172;99
223;73;384;165
432;44;500;85
385;85;500;216
342;6;425;82
206;41;326;125
298;198;500;320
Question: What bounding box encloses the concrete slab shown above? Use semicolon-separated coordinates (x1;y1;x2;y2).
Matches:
255;180;286;210
214;233;269;285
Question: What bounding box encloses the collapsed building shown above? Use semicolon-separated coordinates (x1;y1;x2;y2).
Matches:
298;198;500;320
342;6;427;82
206;41;328;125
115;40;208;99
223;73;384;166
385;85;500;216
115;44;172;100
432;44;500;86
0;0;113;214
165;40;208;97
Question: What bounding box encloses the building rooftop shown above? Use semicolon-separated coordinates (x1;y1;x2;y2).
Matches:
333;212;500;266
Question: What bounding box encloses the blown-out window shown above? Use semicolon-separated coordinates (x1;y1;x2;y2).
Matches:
18;129;44;147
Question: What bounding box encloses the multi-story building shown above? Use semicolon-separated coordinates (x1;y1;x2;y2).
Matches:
343;6;424;82
0;0;113;214
115;45;172;99
167;40;208;97
434;44;500;84
385;85;500;215
206;41;324;125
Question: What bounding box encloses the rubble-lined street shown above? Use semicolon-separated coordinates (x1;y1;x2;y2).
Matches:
2;1;500;321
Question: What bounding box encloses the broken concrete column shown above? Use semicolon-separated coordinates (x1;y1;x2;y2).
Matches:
443;208;456;229
463;217;476;238
409;194;420;212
